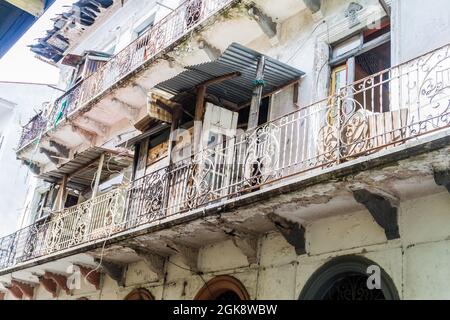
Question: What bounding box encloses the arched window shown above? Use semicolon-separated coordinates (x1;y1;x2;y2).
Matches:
194;276;250;300
299;256;399;300
124;288;154;300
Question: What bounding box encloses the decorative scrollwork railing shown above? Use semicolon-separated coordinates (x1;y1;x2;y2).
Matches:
2;42;450;272
0;187;127;269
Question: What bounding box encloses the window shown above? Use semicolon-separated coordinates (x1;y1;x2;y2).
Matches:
194;276;250;300
330;21;391;113
299;256;399;300
124;288;154;300
135;13;156;39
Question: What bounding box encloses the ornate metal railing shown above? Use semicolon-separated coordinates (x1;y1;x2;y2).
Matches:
47;0;235;127
17;114;47;150
2;42;450;272
0;188;126;270
126;42;450;221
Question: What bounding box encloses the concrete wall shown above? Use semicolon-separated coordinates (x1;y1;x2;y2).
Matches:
0;82;60;236
4;190;449;300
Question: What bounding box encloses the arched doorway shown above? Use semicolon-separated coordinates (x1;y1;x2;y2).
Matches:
195;276;250;300
124;288;154;300
299;256;399;300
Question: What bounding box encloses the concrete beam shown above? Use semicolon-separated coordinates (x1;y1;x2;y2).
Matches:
269;214;307;255
70;123;97;145
353;189;400;240
73;116;108;137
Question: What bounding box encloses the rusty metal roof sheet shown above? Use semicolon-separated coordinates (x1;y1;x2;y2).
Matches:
40;147;132;191
155;42;305;106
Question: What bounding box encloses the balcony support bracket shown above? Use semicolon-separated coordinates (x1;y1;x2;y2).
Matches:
269;214;307;255
44;271;70;295
40;147;60;165
166;241;199;273
434;170;450;193
130;246;166;280
22;160;41;175
303;0;324;21
98;260;126;287
222;226;258;264
77;265;101;290
353;189;400;240
198;39;221;61
49;140;70;158
38;276;58;298
248;5;278;45
10;280;35;299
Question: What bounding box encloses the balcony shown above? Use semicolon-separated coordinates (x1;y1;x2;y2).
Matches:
16;0;238;152
2;42;450;273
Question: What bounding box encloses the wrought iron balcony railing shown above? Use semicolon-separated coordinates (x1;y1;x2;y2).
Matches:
16;0;236;151
17;114;47;150
3;42;450;272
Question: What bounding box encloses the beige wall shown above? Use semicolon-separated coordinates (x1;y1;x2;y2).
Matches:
4;190;449;300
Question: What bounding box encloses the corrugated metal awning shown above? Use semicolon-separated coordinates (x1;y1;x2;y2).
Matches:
155;43;305;106
40;147;133;191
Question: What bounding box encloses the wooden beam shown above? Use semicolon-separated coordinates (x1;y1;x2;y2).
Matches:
92;153;105;198
54;175;68;211
195;71;241;88
193;85;207;154
248;56;266;130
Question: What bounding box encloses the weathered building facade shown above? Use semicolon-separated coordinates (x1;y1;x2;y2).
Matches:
0;0;449;300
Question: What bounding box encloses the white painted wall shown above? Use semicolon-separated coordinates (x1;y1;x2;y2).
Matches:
0;82;60;236
392;0;450;64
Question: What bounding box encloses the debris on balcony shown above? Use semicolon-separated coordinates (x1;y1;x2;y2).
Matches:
29;0;116;63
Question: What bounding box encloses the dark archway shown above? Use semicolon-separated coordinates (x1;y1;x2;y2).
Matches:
299;255;399;300
124;288;154;300
195;276;250;300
